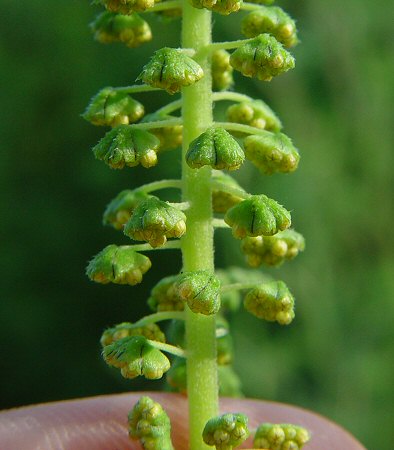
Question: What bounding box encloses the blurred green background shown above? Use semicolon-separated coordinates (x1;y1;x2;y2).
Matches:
1;0;393;449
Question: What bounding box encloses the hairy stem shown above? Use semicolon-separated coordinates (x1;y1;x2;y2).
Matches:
147;340;186;358
132;311;185;328
136;179;182;194
181;4;218;449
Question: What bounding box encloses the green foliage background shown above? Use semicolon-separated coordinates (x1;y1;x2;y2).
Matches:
1;1;393;449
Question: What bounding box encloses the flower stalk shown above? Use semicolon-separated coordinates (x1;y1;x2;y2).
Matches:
84;0;310;448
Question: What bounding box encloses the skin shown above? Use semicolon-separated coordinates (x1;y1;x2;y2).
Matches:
0;392;366;449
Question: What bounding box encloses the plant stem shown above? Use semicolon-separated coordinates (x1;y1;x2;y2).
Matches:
181;4;218;450
113;84;160;94
147;340;186;358
132;311;185;328
136;179;182;194
126;241;181;252
212;91;253;103
197;38;252;58
131;118;182;130
216;121;272;136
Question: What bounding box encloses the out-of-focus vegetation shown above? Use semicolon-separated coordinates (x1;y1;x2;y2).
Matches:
1;0;393;449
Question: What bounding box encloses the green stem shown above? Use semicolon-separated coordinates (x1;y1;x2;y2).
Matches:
113;84;160;94
168;201;190;210
132;311;185;328
216;121;272;136
147;340;186;358
212;91;253;103
155;92;252;118
126;241;181;252
181;4;218;450
136;179;182;194
197;38;252;58
131;118;183;130
156;98;183;115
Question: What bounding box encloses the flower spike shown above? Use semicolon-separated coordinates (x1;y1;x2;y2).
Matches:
83;87;144;127
124;196;187;248
241;229;305;267
86;244;151;285
92;125;160;169
176;270;221;315
224;194;291;239
128;396;174;450
103;335;170;379
138;48;204;94
253;423;310;449
242;7;298;48
244;132;300;175
90;12;152;48
244;280;295;325
230;34;295;81
186;127;245;171
100;322;166;347
226;99;282;133
203;413;249;450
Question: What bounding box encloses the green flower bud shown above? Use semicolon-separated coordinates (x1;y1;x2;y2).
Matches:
97;0;159;14
86;244;151;285
212;172;245;213
147;274;185;311
93;125;160;169
103;189;151;230
224;194;291;239
211;0;242;15
176;270;221;315
241;7;298;48
216;316;234;365
100;322;166;347
212;49;234;91
142;112;183;150
241;229;305;267
138;48;204;94
103;335;170;379
244;281;295;325
244;132;300;175
186;127;245;171
190;0;241;15
203;413;249;450
90;12;152;48
166;357;187;393
230;34;295;81
226;99;282;133
218;366;243;397
124;196;187;247
253;423;310;449
83;87;144;127
128;396;174;450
